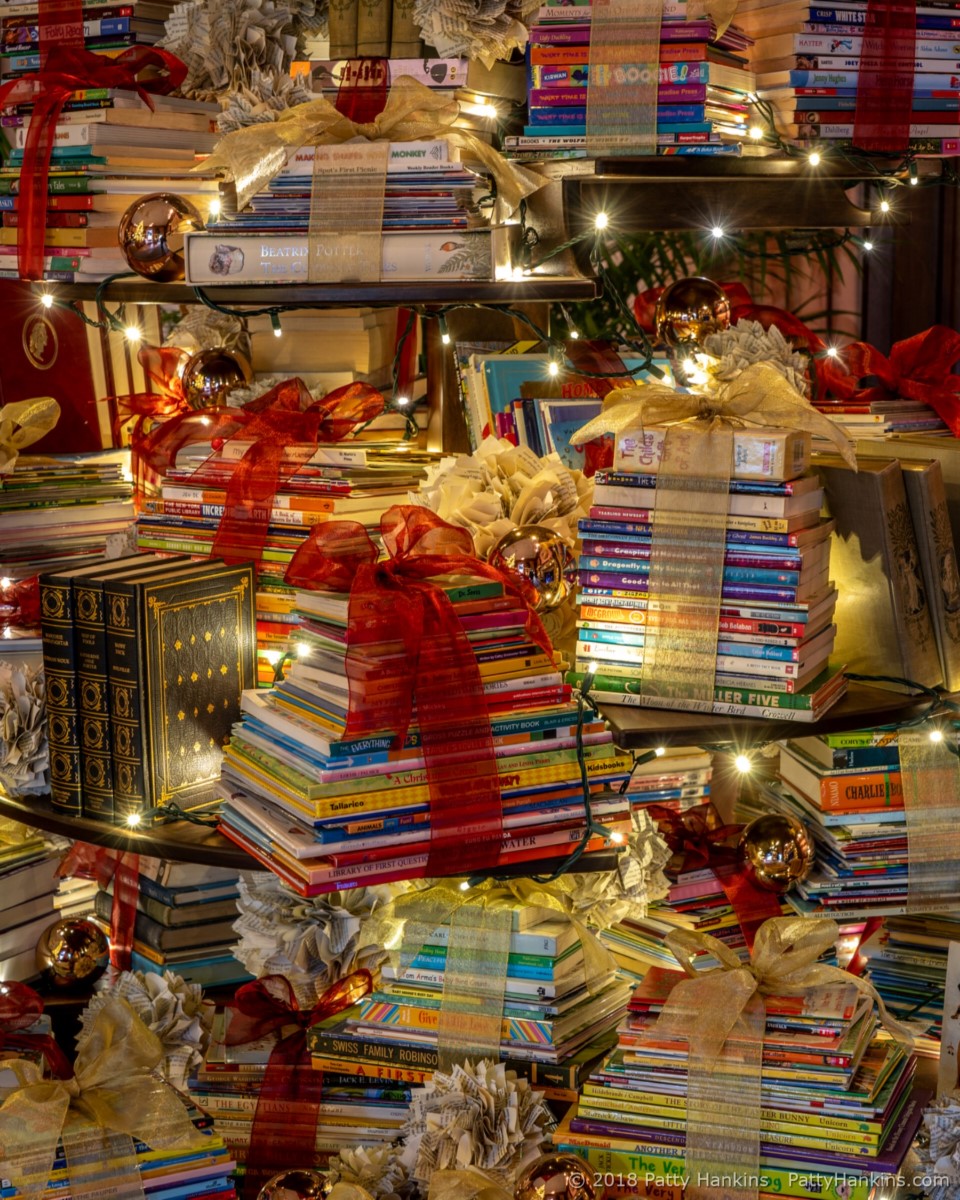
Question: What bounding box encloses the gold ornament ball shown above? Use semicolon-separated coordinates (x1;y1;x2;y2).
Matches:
488;525;576;614
515;1153;606;1200
117;193;205;282
181;348;253;410
738;812;815;894
257;1170;332;1200
655;276;731;350
36;917;109;990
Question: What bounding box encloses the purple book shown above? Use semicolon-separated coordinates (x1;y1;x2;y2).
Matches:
576;570;803;604
581;540;805;571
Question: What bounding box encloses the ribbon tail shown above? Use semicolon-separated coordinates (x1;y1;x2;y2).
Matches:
0;1083;68;1200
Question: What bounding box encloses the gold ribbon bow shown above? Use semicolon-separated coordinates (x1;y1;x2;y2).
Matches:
0;817;37;848
200;75;546;215
569;362;857;470
0;398;59;474
428;1169;512;1200
0;997;206;1199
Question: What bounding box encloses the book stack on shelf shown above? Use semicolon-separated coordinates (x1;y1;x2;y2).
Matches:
568;432;848;721
92;859;249;989
814;398;948;440
214;572;635;893
0;829;73;982
741;0;960;157
507;0;755;160
137;443;433;687
620;745;713;815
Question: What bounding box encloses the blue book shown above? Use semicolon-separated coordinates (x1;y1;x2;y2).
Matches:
796;96;960;110
578;518;819;548
579;627;819;661
578;555;805;587
595;470;810;496
790;68;960;86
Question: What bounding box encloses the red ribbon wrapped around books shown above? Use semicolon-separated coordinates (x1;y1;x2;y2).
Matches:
58;843;139;971
284;505;553;879
0;42;186;281
224;971;372;1199
646;801;782;952
0;981;71;1079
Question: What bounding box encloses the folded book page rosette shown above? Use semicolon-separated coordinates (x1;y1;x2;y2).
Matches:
570;364;857;712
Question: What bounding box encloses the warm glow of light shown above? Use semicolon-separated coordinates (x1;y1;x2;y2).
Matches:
863;240;874;251
808;151;821;166
459;880;470;891
441;332;451;345
296;642;311;658
734;753;753;773
710;225;725;238
511;266;525;281
879;199;891;213
395;395;410;407
587;659;599;674
124;324;142;344
479;102;497;118
930;728;944;743
208;198;221;218
273;326;282;338
610;831;625;844
125;812;142;828
548;360;560;377
910;175;919;185
594;211;609;230
0;578;10;589
40;292;54;309
655;746;666;757
748;126;764;140
569;329;580;339
263;649;281;665
826;346;839;358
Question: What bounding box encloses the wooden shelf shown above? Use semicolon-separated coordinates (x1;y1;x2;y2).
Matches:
0;792;253;869
601;681;936;750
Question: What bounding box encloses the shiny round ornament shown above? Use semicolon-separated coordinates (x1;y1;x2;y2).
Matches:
181;347;253;409
256;1170;332;1200
36;917;109;990
117;192;204;282
738;812;814;894
488;524;576;613
515;1153;606;1200
654;276;731;350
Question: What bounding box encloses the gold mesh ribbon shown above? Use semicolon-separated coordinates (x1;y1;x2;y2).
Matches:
0;398;59;474
0;817;39;847
199;75;545;217
0;997;206;1200
307;141;389;282
382;877;620;1071
586;0;663;157
654;918;916;1200
898;724;960;911
427;1168;512;1200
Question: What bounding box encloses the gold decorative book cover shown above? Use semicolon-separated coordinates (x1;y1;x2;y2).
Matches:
104;560;256;821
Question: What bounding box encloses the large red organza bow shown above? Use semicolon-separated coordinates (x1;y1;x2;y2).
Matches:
57;843;139;971
225;971;372;1198
0;45;186;281
0;576;41;633
647;801;782;952
133;377;384;567
821;326;960;436
0;981;71;1078
284;505;554;878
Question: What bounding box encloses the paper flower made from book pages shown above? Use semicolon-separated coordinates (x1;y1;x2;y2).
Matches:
912;1097;960;1200
690;318;811;398
326;1146;415;1200
413;0;537;65
400;1060;551;1191
0;662;47;797
233;873;402;1007
567;808;672;932
83;969;213;1091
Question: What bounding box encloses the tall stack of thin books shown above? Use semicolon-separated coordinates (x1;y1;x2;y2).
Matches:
0;828;72;982
215;571;634;892
742;0;960;157
553;966;926;1200
507;0;755;160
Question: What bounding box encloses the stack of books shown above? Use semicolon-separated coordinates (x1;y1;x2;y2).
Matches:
747;732;908;919
553;966;926;1199
215;571;635;894
92;858;249;989
860;915;957;1057
0;830;70;982
812;398;948;440
568;451;848;720
742;0;960;157
137;442;433;687
620;745;713;815
508;1;756;160
0;84;221;281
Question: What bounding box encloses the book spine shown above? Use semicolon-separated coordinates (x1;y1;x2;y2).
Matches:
73;578;114;820
310;1054;431;1083
820;772;903;809
356;0;390;54
308;1029;439;1070
39;574;83;812
389;0;421;56
104;579;150;819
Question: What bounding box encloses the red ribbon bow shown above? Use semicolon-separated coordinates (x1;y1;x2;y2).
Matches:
647;801;782;952
821;326;960;436
0;44;187;281
284;505;554;879
0;576;41;633
225;971;372;1197
58;842;139;970
0;981;71;1078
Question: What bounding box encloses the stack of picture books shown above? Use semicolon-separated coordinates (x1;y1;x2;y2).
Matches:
92;858;249;989
812;398;948;440
741;0;960;157
0;829;69;982
620;745;713;815
553;965;926;1199
214;571;635;893
137;441;432;687
567;442;848;720
508;0;756;159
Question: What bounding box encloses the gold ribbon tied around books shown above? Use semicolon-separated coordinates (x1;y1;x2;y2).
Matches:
570;364;856;711
199;76;546;283
897;723;960;911
0;397;59;474
652;917;915;1200
0;997;206;1200
381;877;619;1072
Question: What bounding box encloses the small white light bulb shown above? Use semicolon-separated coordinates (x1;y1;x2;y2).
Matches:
594;211;609;231
826;346;839;358
808;151;821;166
610;831;625;844
125;812;142;828
569;329;580;339
748;126;764;140
734;753;752;773
930;728;944;743
655;746;666;757
863;240;874;251
395;396;410;407
710;225;725;238
547;360;560;377
124;324;142;344
40;292;54;309
441;331;451;345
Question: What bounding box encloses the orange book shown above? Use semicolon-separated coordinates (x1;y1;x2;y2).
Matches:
820;772;903;811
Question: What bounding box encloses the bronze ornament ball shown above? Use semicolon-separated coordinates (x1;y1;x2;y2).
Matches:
36;917;109;990
181;348;253;410
257;1170;332;1200
738;812;815;894
117;193;204;282
654;276;732;350
488;525;577;613
515;1153;606;1200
